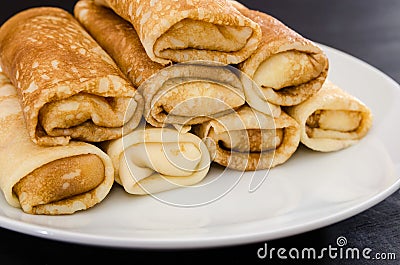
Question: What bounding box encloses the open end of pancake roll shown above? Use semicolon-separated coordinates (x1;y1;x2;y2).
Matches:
138;62;247;129
153;18;254;60
105;127;211;195
192;105;300;171
95;0;262;65
37;91;141;144
306;110;363;138
208;128;282;154
286;80;373;152
234;1;329;106
253;51;324;89
13;154;105;214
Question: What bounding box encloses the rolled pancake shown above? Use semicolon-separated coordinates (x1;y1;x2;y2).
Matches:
286;80;373;152
104;127;210;195
193;105;300;171
75;2;280;129
0;7;143;146
234;2;329;106
0;73;114;215
74;0;163;87
94;0;262;65
138;62;281;130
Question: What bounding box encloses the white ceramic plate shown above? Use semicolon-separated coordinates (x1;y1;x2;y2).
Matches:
1;44;400;249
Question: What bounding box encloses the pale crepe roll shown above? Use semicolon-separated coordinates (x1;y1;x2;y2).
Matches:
0;73;114;215
138;62;281;130
0;7;143;146
94;0;262;65
104;126;210;195
74;0;163;87
286;80;373;152
234;2;329;106
193;106;300;171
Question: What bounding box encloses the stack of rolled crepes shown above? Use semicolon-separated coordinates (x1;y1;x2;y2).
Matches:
0;4;214;210
0;0;374;214
74;0;372;171
74;0;296;172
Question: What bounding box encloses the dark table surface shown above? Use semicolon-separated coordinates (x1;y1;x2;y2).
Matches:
0;1;399;264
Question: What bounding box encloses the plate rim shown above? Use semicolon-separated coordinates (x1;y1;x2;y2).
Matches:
1;43;400;249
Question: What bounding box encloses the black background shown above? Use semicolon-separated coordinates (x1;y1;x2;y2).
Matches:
0;1;399;264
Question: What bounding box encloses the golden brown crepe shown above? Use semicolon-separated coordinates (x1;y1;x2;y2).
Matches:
74;0;163;88
0;73;114;215
139;62;245;129
104;126;210;195
137;62;281;131
0;7;143;146
94;0;262;65
234;1;329;106
286;80;373;152
193;105;300;171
